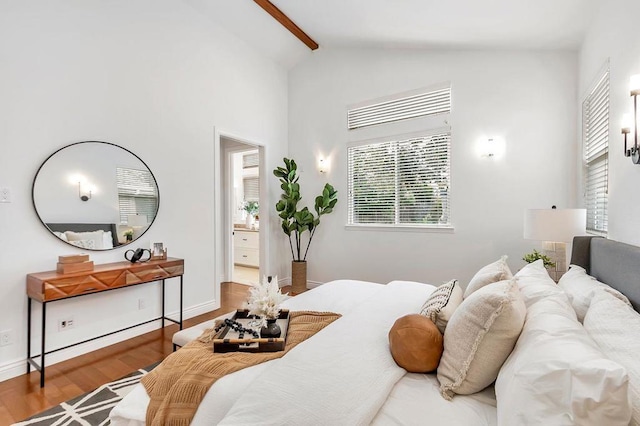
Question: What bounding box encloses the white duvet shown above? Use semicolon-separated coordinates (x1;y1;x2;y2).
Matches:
110;280;498;425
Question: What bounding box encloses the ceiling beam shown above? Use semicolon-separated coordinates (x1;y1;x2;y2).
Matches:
253;0;319;50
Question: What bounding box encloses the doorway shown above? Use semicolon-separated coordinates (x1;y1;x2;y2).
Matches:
221;137;261;286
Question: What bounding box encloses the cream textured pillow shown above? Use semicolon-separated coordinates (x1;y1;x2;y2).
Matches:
496;275;631;425
66;230;104;249
559;264;632;322
584;291;639;426
419;279;463;334
437;279;526;400
67;239;96;249
463;256;512;298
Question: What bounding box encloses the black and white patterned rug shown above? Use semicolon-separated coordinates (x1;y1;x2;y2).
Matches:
13;363;157;426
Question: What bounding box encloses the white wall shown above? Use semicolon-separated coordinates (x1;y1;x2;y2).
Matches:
288;48;578;286
0;0;288;380
33;142;146;224
579;0;640;245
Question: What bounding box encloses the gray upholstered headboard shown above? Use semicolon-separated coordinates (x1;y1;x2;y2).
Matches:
571;236;640;312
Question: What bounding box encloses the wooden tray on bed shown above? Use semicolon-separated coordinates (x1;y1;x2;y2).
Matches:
212;309;290;353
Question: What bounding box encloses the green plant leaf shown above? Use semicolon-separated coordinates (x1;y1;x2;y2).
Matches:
273;157;338;262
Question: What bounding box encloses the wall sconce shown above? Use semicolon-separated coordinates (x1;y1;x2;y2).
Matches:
78;182;91;201
318;157;330;173
622;74;640;164
477;137;505;159
481;138;496;158
69;174;94;201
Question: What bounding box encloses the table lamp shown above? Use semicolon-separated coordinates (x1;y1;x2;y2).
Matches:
523;207;586;281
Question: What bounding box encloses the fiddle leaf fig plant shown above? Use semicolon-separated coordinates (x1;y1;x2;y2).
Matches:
274;158;338;262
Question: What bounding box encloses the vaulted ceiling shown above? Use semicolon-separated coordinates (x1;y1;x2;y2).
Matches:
183;0;598;69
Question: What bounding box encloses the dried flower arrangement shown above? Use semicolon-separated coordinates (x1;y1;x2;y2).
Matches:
246;275;287;327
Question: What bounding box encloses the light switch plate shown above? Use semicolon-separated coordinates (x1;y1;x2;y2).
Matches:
0;187;11;203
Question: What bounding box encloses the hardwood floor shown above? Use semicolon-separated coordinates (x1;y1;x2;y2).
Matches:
0;282;275;424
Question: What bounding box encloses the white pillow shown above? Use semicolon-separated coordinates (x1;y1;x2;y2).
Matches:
496;272;631;425
584;291;640;426
463;256;512;298
65;230;104;250
559;264;632;322
53;231;68;241
419;279;463;334
514;259;570;310
102;231;114;249
438;279;526;400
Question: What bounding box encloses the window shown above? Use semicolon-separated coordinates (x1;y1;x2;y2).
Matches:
243;176;259;202
347;85;451;130
582;67;609;235
242;151;259;202
347;131;451;227
117;167;159;224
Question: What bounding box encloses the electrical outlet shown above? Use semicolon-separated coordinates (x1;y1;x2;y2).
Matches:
58;317;75;331
0;330;12;346
138;298;147;310
0;187;11;203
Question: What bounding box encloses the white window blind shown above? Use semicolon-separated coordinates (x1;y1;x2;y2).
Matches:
117;167;159;224
348;131;451;227
582;68;609;235
243;152;259;168
243;176;259;202
348;86;451;130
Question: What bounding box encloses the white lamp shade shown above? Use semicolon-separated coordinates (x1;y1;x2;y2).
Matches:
631;74;640;94
523;209;586;243
127;214;148;227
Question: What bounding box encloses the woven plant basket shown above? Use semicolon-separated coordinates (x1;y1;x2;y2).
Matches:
291;261;307;294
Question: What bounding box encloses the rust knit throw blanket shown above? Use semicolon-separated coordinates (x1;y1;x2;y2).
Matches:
141;311;341;426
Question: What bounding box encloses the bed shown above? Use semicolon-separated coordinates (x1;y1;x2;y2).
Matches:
110;236;640;425
46;222;120;249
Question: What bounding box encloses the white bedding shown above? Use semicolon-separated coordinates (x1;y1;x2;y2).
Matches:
110;280;498;425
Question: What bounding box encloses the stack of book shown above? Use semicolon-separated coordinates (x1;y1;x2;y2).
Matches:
56;254;94;274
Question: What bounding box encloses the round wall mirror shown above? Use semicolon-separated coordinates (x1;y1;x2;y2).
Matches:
32;141;160;251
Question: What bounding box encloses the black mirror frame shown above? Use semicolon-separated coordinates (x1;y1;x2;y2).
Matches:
32;140;160;251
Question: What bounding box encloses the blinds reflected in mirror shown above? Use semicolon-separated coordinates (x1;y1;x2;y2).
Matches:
117;167;159;225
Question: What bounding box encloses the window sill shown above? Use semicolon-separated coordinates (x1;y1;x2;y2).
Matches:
344;224;455;233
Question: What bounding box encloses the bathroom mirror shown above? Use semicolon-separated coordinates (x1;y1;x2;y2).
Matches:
32;141;160;251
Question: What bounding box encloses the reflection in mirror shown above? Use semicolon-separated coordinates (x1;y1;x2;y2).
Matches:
32;141;159;251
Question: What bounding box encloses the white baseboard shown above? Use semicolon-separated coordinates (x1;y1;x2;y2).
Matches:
307;280;323;289
0;300;217;383
0;359;27;383
278;277;291;288
278;277;323;290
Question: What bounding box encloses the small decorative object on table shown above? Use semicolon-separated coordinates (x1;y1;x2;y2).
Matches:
212;309;291;353
124;248;152;263
247;275;287;338
151;242;167;260
522;249;556;269
56;254;93;274
241;201;259;230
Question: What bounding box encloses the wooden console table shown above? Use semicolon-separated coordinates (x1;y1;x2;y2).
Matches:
26;257;184;387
